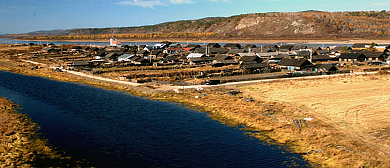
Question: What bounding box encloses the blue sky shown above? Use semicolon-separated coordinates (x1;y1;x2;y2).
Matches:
1;0;390;34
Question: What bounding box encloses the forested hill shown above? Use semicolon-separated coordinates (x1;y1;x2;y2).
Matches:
8;10;390;40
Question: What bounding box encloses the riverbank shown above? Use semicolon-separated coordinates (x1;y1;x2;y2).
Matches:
0;97;92;167
1;57;389;167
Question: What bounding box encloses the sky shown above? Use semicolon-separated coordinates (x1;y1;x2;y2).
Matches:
1;0;390;34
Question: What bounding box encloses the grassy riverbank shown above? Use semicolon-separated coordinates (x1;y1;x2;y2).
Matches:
1;56;389;167
0;97;92;167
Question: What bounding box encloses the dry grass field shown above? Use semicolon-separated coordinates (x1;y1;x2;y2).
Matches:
240;73;390;164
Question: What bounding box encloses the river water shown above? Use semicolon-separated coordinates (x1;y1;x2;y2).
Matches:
0;38;351;48
0;71;309;167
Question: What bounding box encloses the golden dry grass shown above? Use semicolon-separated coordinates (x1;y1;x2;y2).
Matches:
239;74;390;167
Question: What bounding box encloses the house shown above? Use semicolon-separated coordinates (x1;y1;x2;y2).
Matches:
291;45;307;51
187;53;206;59
295;51;311;59
194;48;229;55
243;44;257;49
165;47;182;54
314;50;331;56
130;56;150;65
362;51;388;62
188;56;214;65
164;55;180;64
239;56;263;63
313;64;339;74
312;55;333;62
156;52;168;59
148;50;163;59
268;54;290;63
206;43;221;48
182;44;201;52
257;52;278;59
351;43;373;50
386;56;390;65
138;45;148;51
339;52;366;62
241;62;268;70
212;55;238;67
237;53;257;57
117;54;134;62
136;50;150;57
71;60;91;69
41;47;55;53
94;48;106;58
278;45;294;52
153;43;166;50
105;52;120;61
224;43;242;50
278;58;313;71
71;46;82;52
228;49;246;56
82;46;90;52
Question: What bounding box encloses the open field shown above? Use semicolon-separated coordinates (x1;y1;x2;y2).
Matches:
239;73;390;166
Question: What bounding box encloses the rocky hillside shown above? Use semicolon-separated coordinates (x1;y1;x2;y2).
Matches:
8;10;390;39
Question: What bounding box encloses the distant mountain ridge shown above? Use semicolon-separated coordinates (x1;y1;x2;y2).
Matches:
5;10;390;40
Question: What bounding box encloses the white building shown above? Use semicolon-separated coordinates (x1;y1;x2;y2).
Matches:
110;38;122;47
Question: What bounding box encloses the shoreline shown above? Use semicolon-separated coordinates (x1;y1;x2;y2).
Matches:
14;38;390;44
0;58;388;167
0;97;91;167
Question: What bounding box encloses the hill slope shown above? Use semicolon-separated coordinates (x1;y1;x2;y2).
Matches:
7;11;390;40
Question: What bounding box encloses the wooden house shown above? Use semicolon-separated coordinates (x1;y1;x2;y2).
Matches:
268;54;290;63
278;58;313;71
71;46;82;52
239;56;263;65
212;55;238;67
338;52;366;62
117;54;134;62
291;45;307;51
136;50;150;57
362;51;388;62
188;56;214;65
351;43;372;50
278;45;293;52
313;64;339;74
206;43;221;48
243;44;257;49
240;62;268;70
224;43;242;50
71;60;92;69
312;55;334;62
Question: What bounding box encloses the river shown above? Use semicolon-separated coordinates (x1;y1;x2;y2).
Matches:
0;71;309;167
0;38;351;48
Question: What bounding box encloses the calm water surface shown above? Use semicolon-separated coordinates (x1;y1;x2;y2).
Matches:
0;38;351;48
0;71;309;167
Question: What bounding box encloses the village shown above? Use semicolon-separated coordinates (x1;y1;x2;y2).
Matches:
4;39;390;86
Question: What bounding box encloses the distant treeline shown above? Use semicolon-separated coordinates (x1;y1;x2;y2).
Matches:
22;32;214;40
